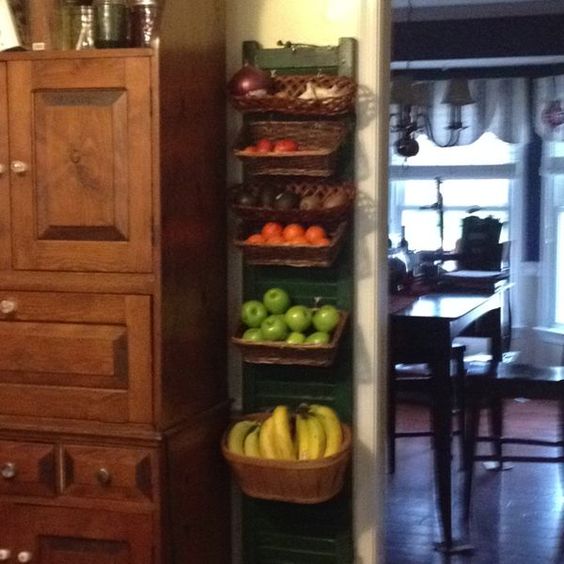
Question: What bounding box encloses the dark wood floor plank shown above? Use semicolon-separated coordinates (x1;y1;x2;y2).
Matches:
386;400;563;563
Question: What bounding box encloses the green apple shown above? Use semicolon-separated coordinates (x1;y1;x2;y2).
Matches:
241;300;268;328
260;314;289;341
263;287;291;314
242;328;263;341
286;331;306;344
305;331;331;345
284;305;312;333
312;305;340;333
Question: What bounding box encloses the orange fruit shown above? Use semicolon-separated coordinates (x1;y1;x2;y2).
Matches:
288;235;309;245
282;223;306;241
304;225;327;244
265;234;286;245
246;233;265;245
311;237;330;246
261;222;283;239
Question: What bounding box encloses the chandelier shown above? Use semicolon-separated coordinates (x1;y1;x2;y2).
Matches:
390;76;476;157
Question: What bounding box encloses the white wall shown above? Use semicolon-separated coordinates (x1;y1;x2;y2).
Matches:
226;2;390;563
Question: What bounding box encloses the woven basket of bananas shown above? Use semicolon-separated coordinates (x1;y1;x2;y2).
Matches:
221;405;352;504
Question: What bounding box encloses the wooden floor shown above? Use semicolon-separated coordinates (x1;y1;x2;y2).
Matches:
385;400;563;564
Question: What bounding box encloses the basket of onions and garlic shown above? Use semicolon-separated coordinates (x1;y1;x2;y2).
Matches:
228;64;356;116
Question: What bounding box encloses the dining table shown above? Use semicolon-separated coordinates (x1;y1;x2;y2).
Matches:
389;290;503;553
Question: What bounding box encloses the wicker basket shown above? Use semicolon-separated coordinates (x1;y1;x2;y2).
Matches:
234;121;347;177
232;311;348;366
221;413;352;504
230;74;356;116
231;181;355;224
235;222;347;267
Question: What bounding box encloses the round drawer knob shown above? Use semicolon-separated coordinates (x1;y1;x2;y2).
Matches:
1;462;17;480
0;549;11;560
17;552;32;562
96;467;112;486
0;299;17;315
10;161;29;175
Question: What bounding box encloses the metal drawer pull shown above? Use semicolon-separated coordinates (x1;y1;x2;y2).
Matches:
0;462;17;479
17;552;32;562
96;467;112;486
0;549;11;560
0;299;17;315
10;161;29;175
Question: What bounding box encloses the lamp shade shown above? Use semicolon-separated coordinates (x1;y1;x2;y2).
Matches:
441;78;475;106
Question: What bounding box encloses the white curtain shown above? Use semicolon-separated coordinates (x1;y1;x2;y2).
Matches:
534;74;564;141
411;77;529;147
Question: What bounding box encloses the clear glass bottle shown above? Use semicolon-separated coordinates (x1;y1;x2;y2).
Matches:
93;0;128;48
130;0;159;48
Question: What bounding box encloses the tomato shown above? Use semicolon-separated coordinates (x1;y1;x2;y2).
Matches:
273;139;299;153
255;138;273;153
282;223;306;241
261;222;284;239
243;145;258;153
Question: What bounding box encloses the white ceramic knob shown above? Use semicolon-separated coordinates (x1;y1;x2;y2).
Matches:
1;462;16;479
0;299;16;315
17;552;32;562
10;161;29;174
0;549;11;560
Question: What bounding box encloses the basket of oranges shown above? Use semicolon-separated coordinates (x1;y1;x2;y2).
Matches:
234;221;348;267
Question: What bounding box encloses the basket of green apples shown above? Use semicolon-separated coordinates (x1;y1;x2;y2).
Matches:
232;287;348;367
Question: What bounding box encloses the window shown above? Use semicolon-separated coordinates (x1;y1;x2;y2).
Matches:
540;143;564;329
389;132;517;254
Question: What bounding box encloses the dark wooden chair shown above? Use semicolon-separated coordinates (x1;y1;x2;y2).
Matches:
388;343;466;474
462;352;564;523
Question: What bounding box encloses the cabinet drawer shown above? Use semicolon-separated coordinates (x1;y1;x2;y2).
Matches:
0;440;56;497
62;445;154;503
0;291;152;424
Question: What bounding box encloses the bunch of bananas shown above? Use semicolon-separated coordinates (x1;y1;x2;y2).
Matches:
226;403;344;461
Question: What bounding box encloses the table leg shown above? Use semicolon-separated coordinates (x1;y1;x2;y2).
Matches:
431;358;474;554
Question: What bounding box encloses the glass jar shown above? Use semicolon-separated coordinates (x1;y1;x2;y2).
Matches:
59;0;85;49
130;0;159;48
74;6;95;50
93;0;128;48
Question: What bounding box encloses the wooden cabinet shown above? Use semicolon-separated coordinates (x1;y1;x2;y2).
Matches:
3;504;153;563
6;57;152;273
0;0;229;562
0;440;56;498
0;291;152;424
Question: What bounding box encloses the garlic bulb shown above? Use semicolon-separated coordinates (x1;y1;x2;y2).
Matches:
298;81;317;100
314;84;345;99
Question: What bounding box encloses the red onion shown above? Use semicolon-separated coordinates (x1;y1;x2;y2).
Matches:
227;63;273;97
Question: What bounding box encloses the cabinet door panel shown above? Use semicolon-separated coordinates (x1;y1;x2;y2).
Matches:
0;63;9;271
0;292;152;424
8;57;152;273
12;505;153;564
